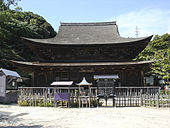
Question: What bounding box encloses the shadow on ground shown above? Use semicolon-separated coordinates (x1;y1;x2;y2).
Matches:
0;111;30;127
0;125;43;128
0;112;29;122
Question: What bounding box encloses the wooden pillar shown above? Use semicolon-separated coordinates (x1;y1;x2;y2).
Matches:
156;94;159;108
21;88;23;101
89;85;91;108
121;70;125;86
113;81;115;107
96;80;99;107
141;70;144;86
68;85;70;108
105;98;108;106
45;72;48;87
31;72;35;87
79;85;81;108
54;87;57;107
43;88;45;106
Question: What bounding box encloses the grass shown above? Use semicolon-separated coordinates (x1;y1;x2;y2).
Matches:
18;99;102;107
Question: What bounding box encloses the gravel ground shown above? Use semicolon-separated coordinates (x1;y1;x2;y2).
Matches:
0;104;170;128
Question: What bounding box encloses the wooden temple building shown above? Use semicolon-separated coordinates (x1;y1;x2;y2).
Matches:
12;21;153;88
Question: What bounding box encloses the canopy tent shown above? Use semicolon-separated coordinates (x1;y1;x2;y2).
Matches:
50;81;73;108
94;74;119;80
51;81;73;86
76;77;92;108
0;69;21;103
0;68;21;78
76;77;92;86
0;68;21;88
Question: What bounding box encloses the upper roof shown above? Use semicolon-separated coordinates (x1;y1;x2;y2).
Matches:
0;68;21;78
22;21;152;45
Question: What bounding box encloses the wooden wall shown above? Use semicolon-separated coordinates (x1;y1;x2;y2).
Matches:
32;66;144;87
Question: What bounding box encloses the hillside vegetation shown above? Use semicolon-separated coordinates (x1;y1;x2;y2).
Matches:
135;33;170;83
0;9;56;69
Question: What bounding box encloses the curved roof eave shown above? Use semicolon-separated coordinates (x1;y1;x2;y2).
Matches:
21;35;153;46
11;60;154;67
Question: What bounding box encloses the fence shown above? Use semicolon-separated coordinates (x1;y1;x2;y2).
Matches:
142;93;170;108
18;87;97;107
114;87;160;107
18;86;170;108
18;87;54;107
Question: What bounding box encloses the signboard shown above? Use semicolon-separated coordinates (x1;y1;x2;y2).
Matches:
54;93;69;101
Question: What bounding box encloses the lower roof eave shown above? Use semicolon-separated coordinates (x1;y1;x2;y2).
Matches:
11;60;153;67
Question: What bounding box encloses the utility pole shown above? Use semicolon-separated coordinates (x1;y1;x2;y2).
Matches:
135;26;139;38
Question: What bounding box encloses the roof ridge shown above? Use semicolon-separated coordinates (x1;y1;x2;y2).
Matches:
60;21;116;26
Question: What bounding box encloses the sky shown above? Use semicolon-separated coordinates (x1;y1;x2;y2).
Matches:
18;0;170;37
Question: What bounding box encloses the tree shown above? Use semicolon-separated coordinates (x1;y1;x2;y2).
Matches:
0;0;21;11
0;0;7;11
0;9;56;69
0;1;57;84
135;33;170;84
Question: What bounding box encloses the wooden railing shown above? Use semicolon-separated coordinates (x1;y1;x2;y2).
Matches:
18;87;97;107
114;87;160;107
18;86;170;108
142;93;170;108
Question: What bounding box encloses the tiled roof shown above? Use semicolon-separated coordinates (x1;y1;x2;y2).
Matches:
22;21;152;45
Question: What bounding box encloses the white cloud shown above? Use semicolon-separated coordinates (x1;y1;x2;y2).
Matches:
114;9;170;37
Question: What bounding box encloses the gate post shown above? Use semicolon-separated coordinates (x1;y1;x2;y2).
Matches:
113;95;116;107
156;94;159;108
140;94;143;106
140;89;143;106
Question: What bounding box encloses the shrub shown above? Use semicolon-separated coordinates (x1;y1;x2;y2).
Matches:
18;100;29;106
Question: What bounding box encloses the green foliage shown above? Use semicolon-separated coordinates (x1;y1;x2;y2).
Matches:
0;9;56;69
135;34;170;83
161;90;170;95
0;0;7;11
0;0;21;10
18;100;29;106
5;0;21;8
18;99;100;108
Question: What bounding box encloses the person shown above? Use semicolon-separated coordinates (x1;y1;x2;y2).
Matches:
160;85;165;94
